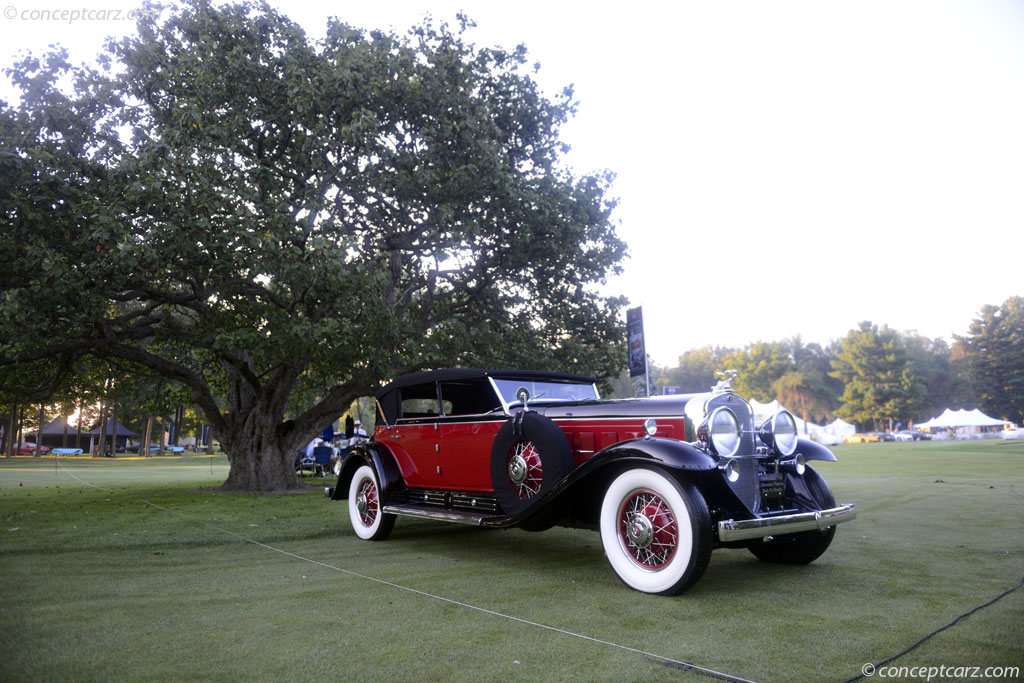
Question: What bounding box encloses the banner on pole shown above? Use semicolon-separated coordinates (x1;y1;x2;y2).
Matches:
626;306;647;378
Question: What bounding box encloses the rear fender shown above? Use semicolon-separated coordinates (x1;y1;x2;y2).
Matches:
330;444;404;501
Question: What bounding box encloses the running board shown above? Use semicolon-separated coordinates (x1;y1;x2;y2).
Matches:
382;503;509;527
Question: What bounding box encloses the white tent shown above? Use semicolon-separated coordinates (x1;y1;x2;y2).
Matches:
917;408;1009;429
824;418;857;438
917;407;1010;439
748;399;840;445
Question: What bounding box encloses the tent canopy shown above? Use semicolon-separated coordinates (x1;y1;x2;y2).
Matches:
917;408;1009;429
85;419;140;438
38;416;82;435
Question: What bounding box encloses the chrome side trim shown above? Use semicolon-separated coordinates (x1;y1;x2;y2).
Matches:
717;504;857;542
382;504;489;525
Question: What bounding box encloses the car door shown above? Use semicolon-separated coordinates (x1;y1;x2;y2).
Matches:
437;378;506;491
378;382;443;488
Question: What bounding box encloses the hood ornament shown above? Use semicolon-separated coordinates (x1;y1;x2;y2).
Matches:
713;369;737;394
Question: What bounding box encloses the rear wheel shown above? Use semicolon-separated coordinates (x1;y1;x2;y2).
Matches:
599;468;711;595
348;464;396;541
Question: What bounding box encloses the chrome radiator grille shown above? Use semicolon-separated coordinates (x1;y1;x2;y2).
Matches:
706;393;764;511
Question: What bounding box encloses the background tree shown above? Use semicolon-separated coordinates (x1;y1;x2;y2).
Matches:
830;321;923;430
664;346;734;394
771;370;834;429
0;2;627;491
955;296;1024;422
902;333;972;423
717;341;796;402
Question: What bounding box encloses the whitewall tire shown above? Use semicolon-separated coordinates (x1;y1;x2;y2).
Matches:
599;467;711;595
348;464;396;541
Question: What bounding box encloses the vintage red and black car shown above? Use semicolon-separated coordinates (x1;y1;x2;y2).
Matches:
328;368;856;594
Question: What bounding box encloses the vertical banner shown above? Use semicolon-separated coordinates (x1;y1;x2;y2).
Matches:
626;306;647;379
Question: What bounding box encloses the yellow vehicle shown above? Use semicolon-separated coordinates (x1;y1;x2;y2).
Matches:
843;433;879;444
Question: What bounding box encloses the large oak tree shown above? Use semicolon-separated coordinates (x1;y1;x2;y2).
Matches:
0;1;627;491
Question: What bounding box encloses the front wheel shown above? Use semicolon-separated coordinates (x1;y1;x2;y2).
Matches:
748;467;836;564
348;464;396;541
599;468;711;595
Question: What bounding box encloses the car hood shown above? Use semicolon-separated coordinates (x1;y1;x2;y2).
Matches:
536;395;698;420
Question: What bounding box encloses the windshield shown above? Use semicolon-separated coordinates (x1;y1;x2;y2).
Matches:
492;378;599;404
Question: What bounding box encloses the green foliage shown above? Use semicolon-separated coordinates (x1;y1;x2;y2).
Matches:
955;296;1024;422
830;321;923;429
718;341;796;402
771;369;834;426
0;2;627;489
665;346;734;394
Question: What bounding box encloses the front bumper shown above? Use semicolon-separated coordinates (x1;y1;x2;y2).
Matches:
717;503;856;542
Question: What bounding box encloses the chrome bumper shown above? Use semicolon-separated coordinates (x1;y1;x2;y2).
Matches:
717;504;857;542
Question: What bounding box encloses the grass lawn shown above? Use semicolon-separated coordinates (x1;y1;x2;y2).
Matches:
1;443;1022;682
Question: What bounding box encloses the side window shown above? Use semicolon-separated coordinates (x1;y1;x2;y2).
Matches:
399;383;439;420
440;379;502;416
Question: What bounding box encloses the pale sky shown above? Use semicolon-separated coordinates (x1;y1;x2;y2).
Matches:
3;1;1022;366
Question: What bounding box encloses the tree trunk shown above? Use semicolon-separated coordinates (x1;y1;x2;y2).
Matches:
143;416;153;457
156;417;164;455
218;415;303;492
62;415;68;448
34;405;44;456
4;404;14;457
16;405;24;453
96;401;108;458
109;406;118;456
75;399;82;451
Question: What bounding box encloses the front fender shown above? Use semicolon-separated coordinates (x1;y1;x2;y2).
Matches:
797;438;837;462
330;443;404;501
589;437;719;471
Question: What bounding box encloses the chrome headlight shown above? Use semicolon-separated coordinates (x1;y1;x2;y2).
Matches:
699;406;741;457
759;410;798;456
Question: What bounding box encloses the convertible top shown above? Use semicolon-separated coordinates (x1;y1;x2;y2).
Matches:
375;368;598;399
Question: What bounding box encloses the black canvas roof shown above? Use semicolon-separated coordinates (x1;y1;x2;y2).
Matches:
376;368;597;400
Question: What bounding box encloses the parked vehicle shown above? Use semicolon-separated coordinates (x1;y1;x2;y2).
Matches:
842;433;878;444
127;442;161;453
327;368;856;595
894;429;931;441
10;442;51;455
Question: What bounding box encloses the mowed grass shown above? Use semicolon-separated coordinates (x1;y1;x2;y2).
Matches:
1;443;1022;682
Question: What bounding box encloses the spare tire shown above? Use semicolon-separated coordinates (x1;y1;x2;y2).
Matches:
490;411;573;516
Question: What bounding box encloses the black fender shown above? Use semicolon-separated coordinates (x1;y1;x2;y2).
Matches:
330;444;404;501
498;437;718;530
796;438;837;462
588;437;718;472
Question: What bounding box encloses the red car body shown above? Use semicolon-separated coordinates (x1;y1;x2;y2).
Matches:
329;368;856;595
11;442;51;455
